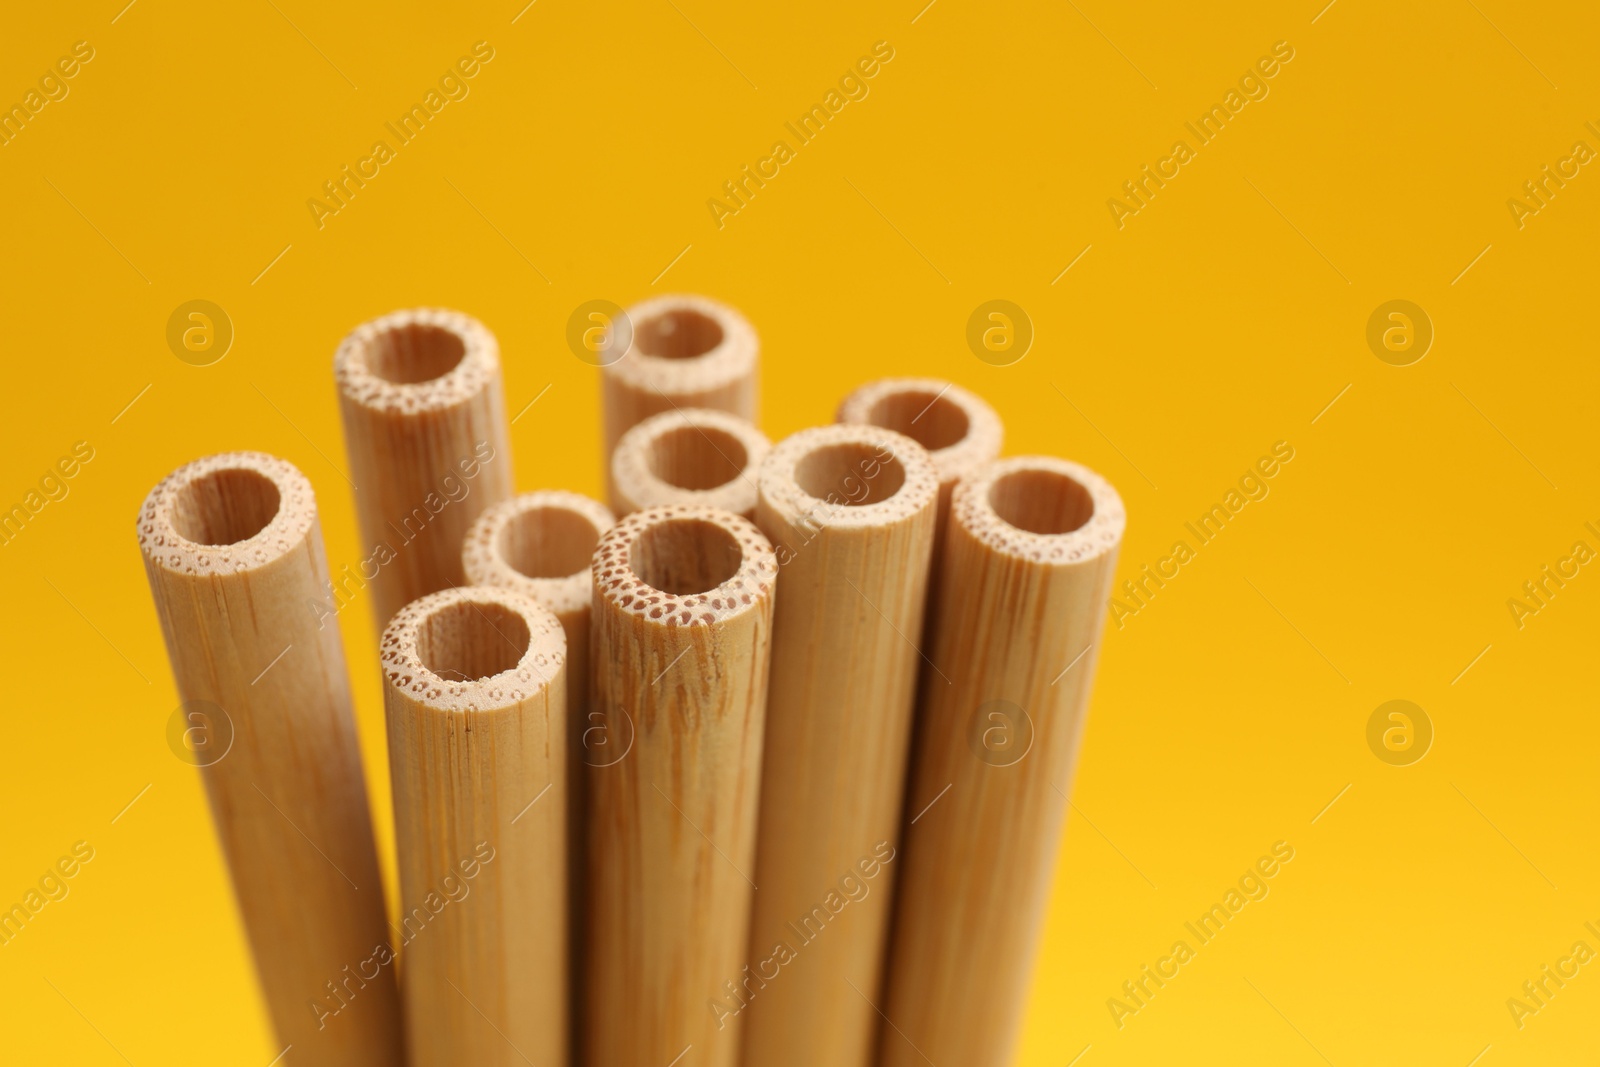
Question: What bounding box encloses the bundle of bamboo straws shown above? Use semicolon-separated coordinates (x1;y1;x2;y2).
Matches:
136;295;1125;1067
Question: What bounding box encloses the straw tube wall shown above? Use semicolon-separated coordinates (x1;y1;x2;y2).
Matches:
742;426;939;1067
137;453;401;1067
836;377;1002;559
878;457;1125;1067
600;295;758;495
334;308;514;632
381;586;568;1067
584;505;778;1067
610;408;770;519
461;489;616;1057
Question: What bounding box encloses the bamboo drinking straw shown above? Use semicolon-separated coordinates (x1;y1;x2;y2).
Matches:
610;408;770;519
742;426;939;1067
836;377;1002;555
137;452;401;1067
335;307;514;632
461;489;616;1058
585;504;778;1067
601;294;758;496
878;456;1125;1067
382;586;568;1067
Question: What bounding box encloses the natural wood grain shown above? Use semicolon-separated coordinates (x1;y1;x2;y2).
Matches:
601;294;758;502
584;505;777;1067
878;456;1125;1067
461;489;616;1064
334;308;514;633
137;452;402;1067
742;425;939;1067
381;586;568;1067
610;407;770;519
835;377;1002;569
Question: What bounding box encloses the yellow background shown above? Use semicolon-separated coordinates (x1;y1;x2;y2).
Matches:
2;0;1596;1063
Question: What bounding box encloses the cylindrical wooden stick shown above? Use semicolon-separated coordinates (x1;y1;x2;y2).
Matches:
584;505;777;1067
381;586;568;1067
611;408;770;519
461;489;616;1062
836;377;1002;553
742;425;939;1067
601;294;758;498
878;456;1125;1067
137;452;402;1067
334;307;514;633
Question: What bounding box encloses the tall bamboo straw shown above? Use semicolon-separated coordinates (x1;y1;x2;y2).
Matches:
611;408;770;519
381;586;567;1067
137;452;402;1066
334;307;514;632
742;425;938;1067
601;294;758;500
461;489;616;1063
879;456;1125;1067
584;505;777;1067
836;377;1002;566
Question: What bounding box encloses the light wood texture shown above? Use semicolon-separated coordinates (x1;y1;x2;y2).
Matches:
584;505;777;1067
742;425;939;1067
835;377;1002;567
137;452;402;1067
601;294;758;501
334;307;514;633
461;489;616;1064
610;407;770;519
381;586;568;1067
878;456;1125;1067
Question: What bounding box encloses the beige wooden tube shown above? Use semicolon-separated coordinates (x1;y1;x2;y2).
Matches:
460;489;616;1061
334;307;514;633
584;505;777;1067
611;408;770;519
601;294;758;498
381;586;567;1067
741;425;939;1067
137;452;401;1067
836;377;1002;553
878;456;1125;1067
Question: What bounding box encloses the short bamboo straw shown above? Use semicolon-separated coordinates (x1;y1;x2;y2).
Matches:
742;426;939;1067
137;452;401;1067
334;307;514;632
601;294;758;498
381;586;567;1067
461;489;616;1061
584;505;777;1067
835;377;1002;563
878;457;1125;1067
611;408;770;519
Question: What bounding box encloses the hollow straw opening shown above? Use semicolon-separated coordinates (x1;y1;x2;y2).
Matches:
169;468;282;546
414;600;531;682
647;425;747;491
793;441;906;506
498;505;603;580
630;517;743;595
989;468;1095;535
635;309;724;359
866;389;970;452
365;323;468;384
